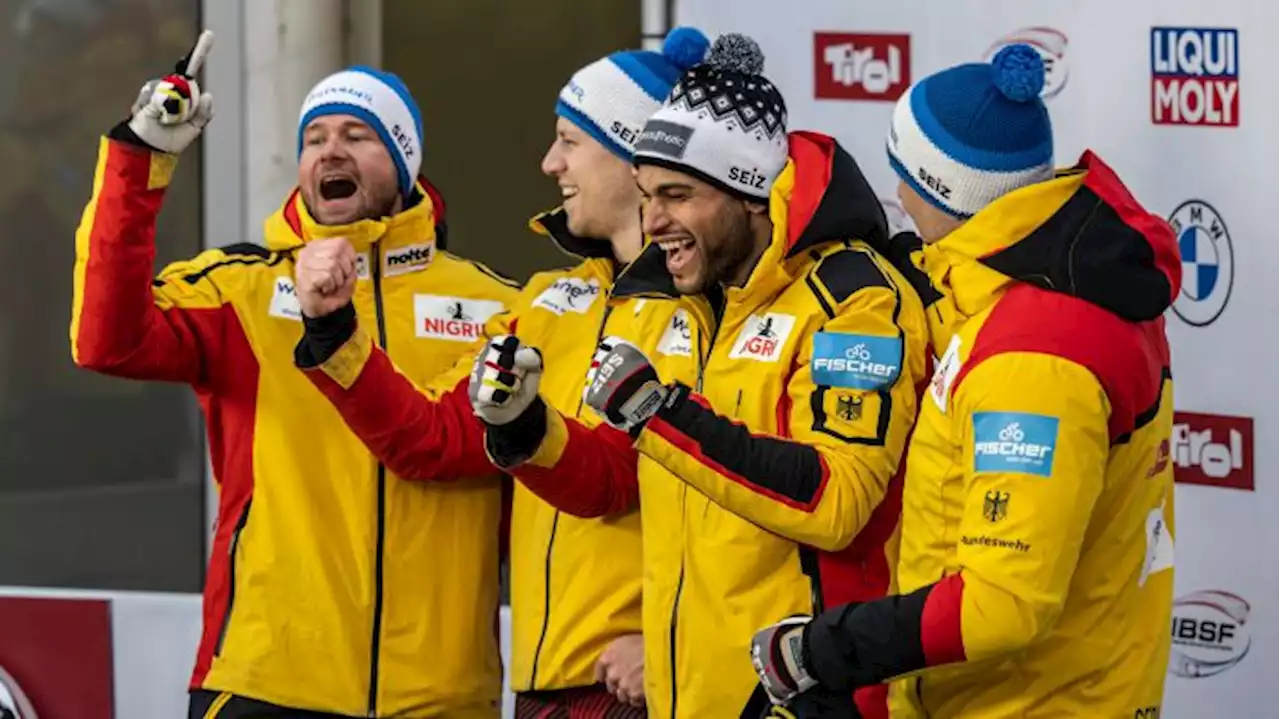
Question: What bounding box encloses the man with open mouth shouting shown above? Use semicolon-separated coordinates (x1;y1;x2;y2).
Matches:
70;31;520;718
469;34;932;718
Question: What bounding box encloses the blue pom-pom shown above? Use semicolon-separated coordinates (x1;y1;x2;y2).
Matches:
990;44;1045;102
662;26;710;71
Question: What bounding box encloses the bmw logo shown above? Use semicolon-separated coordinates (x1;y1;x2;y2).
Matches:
1169;200;1233;326
0;665;36;719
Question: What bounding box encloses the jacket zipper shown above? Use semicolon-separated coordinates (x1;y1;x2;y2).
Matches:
367;241;389;718
214;499;253;656
528;301;616;688
670;316;722;717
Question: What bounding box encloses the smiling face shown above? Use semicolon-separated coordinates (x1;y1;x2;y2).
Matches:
298;115;402;225
540;117;639;239
637;164;764;295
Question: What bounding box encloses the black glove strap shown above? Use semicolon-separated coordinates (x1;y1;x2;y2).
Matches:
294;302;358;369
485;396;549;468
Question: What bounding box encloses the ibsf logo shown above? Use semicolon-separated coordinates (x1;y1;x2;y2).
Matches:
1171;411;1253;491
1151;28;1238;127
1169;590;1251;678
1169;200;1232;326
983;27;1069;100
0;665;37;719
814;33;910;101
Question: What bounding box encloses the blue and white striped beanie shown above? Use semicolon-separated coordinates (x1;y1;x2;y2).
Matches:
556;27;710;160
298;66;424;198
887;44;1054;218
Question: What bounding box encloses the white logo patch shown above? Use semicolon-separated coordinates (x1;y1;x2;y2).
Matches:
656;309;693;357
384;243;434;277
728;313;796;363
929;334;963;413
414;295;504;342
533;278;601;315
355;252;371;280
268;277;302;321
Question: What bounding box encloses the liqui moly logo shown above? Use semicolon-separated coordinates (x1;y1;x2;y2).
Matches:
1151;28;1239;127
814;33;910;101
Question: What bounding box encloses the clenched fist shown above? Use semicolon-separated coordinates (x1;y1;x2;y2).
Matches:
295;238;358;318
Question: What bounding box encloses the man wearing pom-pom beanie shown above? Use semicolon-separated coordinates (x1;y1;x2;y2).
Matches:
751;45;1180;719
291;28;715;717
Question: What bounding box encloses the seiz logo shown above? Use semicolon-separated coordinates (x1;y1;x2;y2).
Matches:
1151;28;1238;127
1171;411;1253;490
414;295;503;342
814;32;910;101
1168;590;1251;678
268;277;302;321
729;313;797;363
973;412;1059;477
533;277;602;316
728;166;768;190
917;167;951;199
609;120;641;148
656;309;693;357
385;243;433;277
391;123;414;158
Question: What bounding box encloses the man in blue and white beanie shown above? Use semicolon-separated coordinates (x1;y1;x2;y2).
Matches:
887;43;1053;241
541;27;709;261
297;65;425;224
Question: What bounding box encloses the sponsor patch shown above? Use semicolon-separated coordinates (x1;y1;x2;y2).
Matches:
972;412;1059;477
728;313;796;363
414;295;504;342
532;277;602;316
929;334;962;412
268;276;302;321
384;243;434;277
656;309;693;357
810;332;902;390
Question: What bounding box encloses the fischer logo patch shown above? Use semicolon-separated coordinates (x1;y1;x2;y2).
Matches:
729;313;796;363
414;295;504;342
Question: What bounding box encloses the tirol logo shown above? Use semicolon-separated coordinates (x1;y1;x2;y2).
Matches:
635;120;695;160
656;309;693;357
1169;200;1232;326
1169;590;1251;678
384;243;433;277
814;32;910;101
811;332;903;390
268;277;301;321
532;277;601;316
0;665;37;718
972;412;1059;477
1151;28;1238;127
1172;411;1253;491
414;295;503;342
728;313;796;363
984;28;1069;100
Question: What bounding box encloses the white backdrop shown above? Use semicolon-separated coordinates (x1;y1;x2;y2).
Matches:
673;1;1278;716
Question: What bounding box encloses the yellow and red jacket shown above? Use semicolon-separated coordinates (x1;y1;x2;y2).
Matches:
71;134;518;717
296;209;711;693
504;132;931;718
800;151;1180;719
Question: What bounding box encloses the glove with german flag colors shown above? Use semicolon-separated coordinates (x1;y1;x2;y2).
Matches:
127;29;215;155
469;335;545;427
583;336;673;438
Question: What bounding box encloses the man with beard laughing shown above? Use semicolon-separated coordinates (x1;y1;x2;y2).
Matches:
469;34;931;718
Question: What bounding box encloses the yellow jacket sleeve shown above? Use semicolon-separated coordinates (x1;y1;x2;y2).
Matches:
636;282;926;551
799;351;1110;688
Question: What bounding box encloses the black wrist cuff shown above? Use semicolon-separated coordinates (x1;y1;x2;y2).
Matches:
107;120;163;152
485;396;549;468
294;302;358;369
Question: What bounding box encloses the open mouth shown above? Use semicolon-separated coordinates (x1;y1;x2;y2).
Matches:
319;175;358;201
657;237;698;275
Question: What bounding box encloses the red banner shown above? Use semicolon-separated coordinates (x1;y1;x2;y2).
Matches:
0;596;114;719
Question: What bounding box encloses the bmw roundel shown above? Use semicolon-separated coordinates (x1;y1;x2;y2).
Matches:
1169;199;1233;326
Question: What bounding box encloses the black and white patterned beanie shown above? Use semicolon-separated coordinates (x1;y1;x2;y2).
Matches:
633;33;788;201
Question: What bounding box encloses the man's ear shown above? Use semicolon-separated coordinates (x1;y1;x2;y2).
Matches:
743;199;769;216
